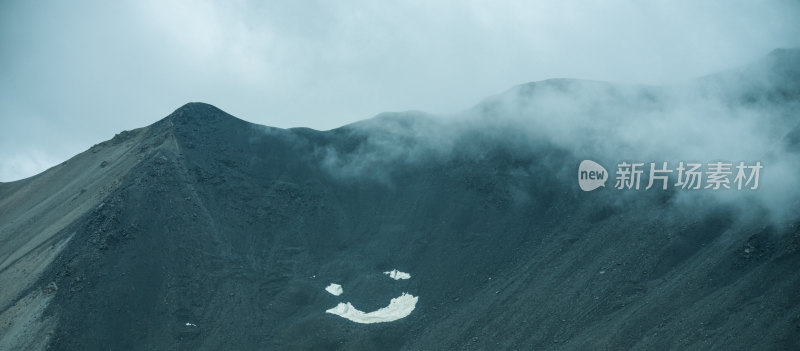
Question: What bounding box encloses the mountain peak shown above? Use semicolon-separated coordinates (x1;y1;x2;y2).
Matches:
763;47;800;76
767;47;800;59
168;102;227;119
154;102;249;132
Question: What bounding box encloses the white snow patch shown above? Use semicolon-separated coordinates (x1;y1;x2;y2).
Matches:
325;283;343;296
326;293;418;324
383;269;411;280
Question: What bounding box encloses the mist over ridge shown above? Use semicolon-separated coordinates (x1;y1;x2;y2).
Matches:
0;48;799;351
296;48;800;227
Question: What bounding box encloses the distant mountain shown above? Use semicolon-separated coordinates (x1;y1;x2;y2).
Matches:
1;50;799;350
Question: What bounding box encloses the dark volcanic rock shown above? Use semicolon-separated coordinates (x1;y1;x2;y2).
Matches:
1;50;799;351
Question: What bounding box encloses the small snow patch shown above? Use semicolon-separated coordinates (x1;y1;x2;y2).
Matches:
383;269;411;280
326;293;418;324
325;283;343;296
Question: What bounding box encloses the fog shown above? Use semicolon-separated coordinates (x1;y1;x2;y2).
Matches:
314;49;800;227
2;0;800;181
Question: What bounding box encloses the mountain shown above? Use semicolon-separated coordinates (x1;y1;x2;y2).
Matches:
1;50;799;350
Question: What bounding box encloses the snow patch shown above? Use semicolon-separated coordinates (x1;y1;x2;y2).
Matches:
383;269;411;280
326;293;418;324
325;283;343;296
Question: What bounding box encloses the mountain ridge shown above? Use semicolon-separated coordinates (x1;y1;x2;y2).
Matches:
1;49;799;350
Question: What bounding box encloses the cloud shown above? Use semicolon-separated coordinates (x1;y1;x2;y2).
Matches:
0;149;62;183
307;50;800;227
1;0;800;181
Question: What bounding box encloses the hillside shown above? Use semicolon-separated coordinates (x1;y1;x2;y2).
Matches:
1;50;799;350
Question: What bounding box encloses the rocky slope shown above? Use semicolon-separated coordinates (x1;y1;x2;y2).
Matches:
1;49;799;350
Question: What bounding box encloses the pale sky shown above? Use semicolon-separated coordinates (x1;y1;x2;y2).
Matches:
1;0;799;181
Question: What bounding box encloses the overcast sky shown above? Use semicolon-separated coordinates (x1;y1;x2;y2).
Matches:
1;0;799;182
